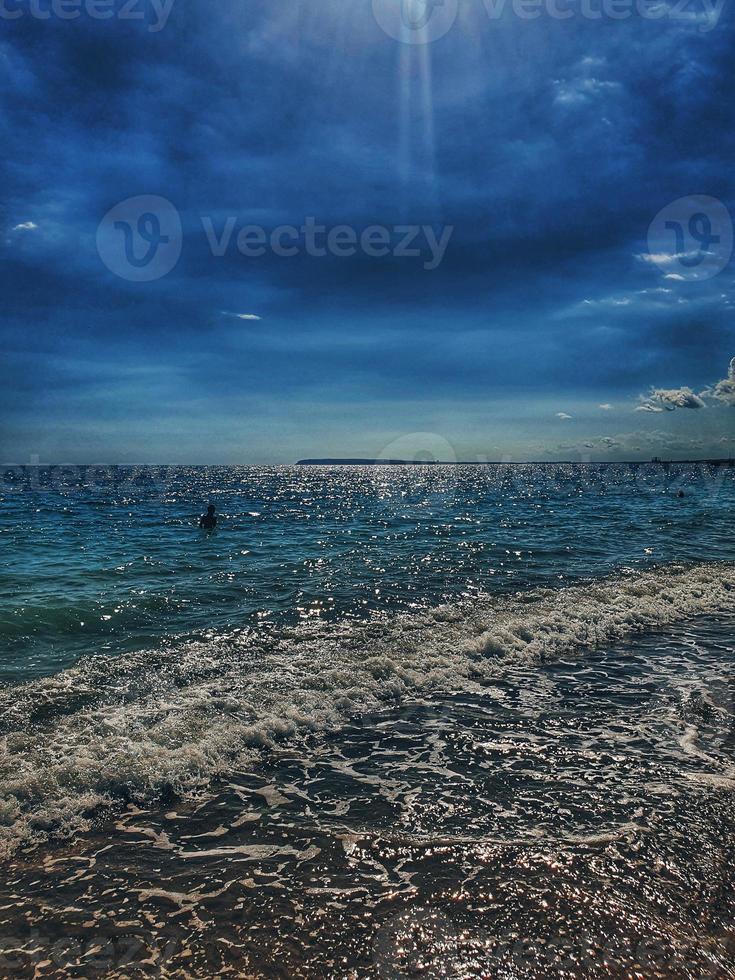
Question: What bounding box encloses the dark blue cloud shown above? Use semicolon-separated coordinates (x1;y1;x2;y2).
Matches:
1;0;733;460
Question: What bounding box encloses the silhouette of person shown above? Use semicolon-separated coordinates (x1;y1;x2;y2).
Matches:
199;504;217;530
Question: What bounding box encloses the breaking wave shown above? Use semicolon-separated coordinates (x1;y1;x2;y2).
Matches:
1;561;733;857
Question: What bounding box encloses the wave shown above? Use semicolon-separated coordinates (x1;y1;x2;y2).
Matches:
0;561;733;858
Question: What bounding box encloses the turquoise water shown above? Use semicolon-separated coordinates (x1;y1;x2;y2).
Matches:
2;463;733;680
1;463;735;977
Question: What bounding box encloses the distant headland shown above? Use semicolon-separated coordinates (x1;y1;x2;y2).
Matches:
297;458;435;465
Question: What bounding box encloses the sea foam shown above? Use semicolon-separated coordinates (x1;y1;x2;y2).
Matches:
0;561;733;857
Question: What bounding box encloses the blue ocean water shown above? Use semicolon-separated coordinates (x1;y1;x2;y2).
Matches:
2;462;733;681
1;463;735;977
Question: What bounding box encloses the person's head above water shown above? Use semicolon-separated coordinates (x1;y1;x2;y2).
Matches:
199;504;218;528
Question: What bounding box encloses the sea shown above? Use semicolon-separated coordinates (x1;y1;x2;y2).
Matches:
1;462;734;978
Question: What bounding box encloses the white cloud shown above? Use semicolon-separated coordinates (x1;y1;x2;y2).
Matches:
637;387;706;412
638;358;735;413
222;310;262;321
703;356;735;407
636;250;700;267
575;296;631;309
579;56;605;69
560;428;719;457
598;403;613;410
582;436;621;449
563;287;683;319
635;403;664;413
556;412;573;420
553;77;620;106
12;221;37;231
655;387;706;410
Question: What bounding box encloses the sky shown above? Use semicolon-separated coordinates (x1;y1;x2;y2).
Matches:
1;0;734;463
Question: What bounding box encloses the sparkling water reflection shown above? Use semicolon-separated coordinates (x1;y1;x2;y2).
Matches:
1;616;735;977
1;464;735;977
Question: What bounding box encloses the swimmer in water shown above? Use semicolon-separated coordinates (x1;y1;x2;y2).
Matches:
199;504;217;530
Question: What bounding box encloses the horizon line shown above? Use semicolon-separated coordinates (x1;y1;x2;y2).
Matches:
2;457;733;467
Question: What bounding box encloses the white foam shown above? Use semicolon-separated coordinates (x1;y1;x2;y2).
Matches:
0;561;733;857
